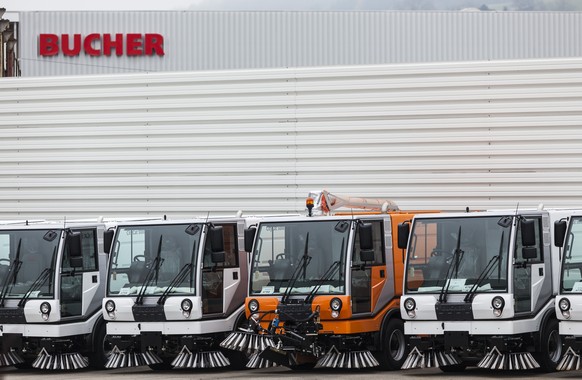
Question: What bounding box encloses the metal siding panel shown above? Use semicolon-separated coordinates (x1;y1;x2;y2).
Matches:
16;11;582;77
2;59;582;217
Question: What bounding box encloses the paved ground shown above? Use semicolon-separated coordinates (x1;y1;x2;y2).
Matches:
2;366;582;380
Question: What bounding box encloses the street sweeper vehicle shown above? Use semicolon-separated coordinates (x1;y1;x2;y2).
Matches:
0;219;110;370
398;208;570;372
552;211;582;371
102;215;257;370
221;190;433;370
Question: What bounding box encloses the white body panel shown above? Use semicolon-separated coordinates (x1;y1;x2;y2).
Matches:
106;305;243;336
0;311;101;337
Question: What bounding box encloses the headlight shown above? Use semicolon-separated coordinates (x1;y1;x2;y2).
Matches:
248;299;259;313
330;298;342;311
559;298;571;312
105;300;116;313
404;298;416;311
181;299;192;312
491;296;505;310
40;302;51;314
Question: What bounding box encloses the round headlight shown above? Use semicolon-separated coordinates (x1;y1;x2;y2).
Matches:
559;298;571;312
330;298;342;311
492;296;505;310
248;299;259;313
40;302;51;315
181;298;192;312
105;300;116;313
404;298;416;311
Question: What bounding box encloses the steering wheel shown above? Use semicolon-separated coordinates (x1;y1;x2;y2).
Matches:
133;255;146;262
0;258;9;265
430;249;449;257
275;253;286;260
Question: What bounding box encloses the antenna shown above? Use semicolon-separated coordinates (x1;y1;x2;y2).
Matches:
513;202;520;226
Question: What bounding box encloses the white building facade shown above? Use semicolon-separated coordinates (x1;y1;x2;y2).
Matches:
16;11;582;76
2;58;582;218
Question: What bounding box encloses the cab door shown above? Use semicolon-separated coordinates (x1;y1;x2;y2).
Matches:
201;223;239;316
513;216;546;315
60;229;99;319
351;220;387;315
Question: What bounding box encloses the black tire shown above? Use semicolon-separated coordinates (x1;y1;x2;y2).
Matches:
375;318;407;370
224;350;250;370
13;361;32;370
534;318;561;372
90;321;111;369
439;363;467;372
148;359;174;371
288;362;316;371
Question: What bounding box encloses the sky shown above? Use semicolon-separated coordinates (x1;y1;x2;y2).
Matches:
0;0;514;12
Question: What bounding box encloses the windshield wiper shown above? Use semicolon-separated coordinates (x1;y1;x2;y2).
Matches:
0;239;23;307
135;236;164;305
304;238;344;304
157;263;193;305
464;232;505;303
18;247;57;308
280;232;312;305
438;226;463;303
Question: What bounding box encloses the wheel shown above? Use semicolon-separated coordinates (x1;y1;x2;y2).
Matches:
90;321;112;369
439;363;467;372
148;359;173;370
288;362;316;371
375;318;407;370
225;314;251;369
13;361;32;370
534;318;561;372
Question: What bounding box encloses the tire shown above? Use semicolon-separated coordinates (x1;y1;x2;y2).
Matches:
90;321;111;369
224;350;249;370
288;362;316;371
439;363;467;372
148;360;173;371
534;318;561;372
375;318;407;370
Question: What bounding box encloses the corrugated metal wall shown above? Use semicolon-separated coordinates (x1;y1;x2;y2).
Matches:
17;11;582;77
1;58;582;218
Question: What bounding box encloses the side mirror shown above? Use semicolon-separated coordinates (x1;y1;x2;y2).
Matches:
360;249;375;262
67;232;83;268
103;229;114;254
554;220;567;248
397;223;410;249
520;219;536;247
359;223;374;251
522;247;537;260
211;251;226;264
244;227;256;253
209;225;224;253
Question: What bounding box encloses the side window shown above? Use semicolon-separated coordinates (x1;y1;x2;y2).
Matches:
515;217;543;264
203;223;238;268
353;220;385;266
62;229;98;271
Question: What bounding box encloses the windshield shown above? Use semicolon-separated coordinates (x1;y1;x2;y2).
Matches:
561;217;582;293
107;224;201;296
250;220;349;296
405;216;509;294
0;229;60;299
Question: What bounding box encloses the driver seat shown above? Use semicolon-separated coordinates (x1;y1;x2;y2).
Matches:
128;259;146;284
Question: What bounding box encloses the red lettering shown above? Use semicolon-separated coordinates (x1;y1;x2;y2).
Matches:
126;33;143;56
84;33;101;56
61;34;82;56
144;33;164;56
103;34;124;56
39;34;59;56
38;33;164;57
